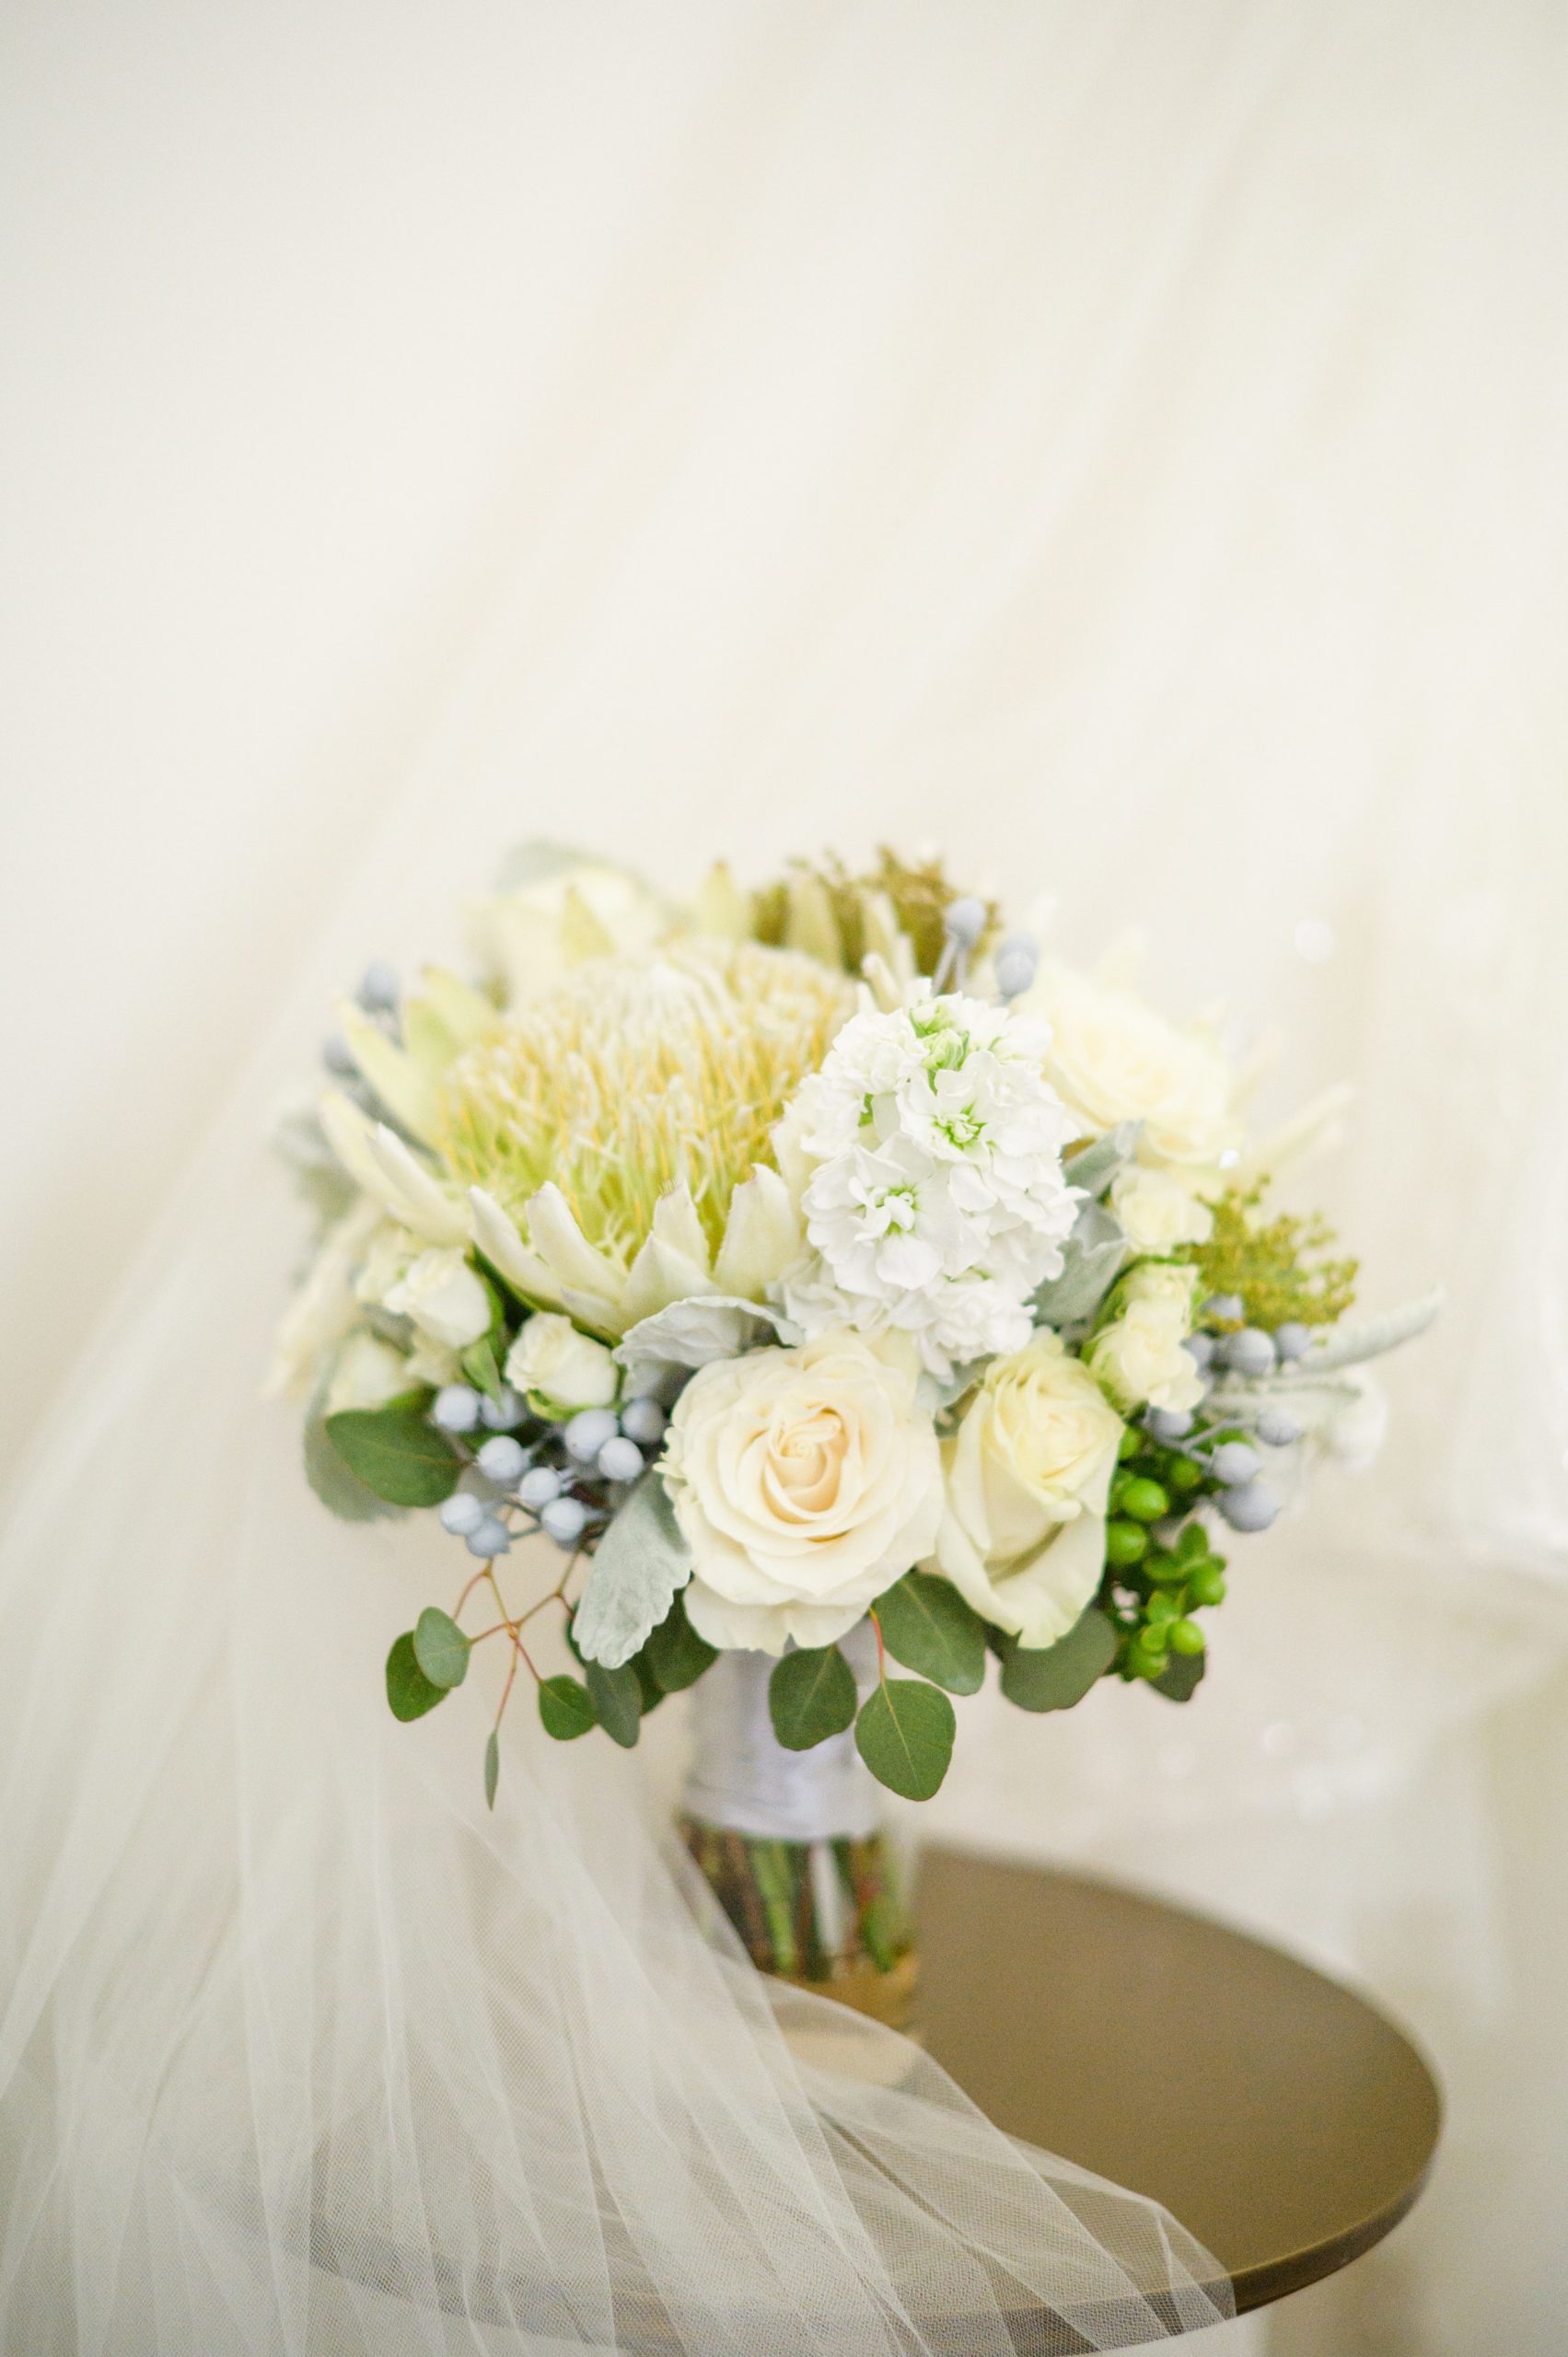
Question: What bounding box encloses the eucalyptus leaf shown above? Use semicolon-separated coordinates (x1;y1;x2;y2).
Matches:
1152;1647;1207;1704
1033;1201;1129;1329
412;1607;469;1690
324;1400;460;1508
572;1471;693;1669
537;1674;597;1741
854;1678;956;1801
645;1593;718;1694
483;1729;501;1808
769;1645;857;1751
386;1632;447;1723
585;1658;643;1748
303;1404;399;1523
875;1573;986;1696
1063;1121;1144;1200
998;1604;1117;1713
632;1651;666;1716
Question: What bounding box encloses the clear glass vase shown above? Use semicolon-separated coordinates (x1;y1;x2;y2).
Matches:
679;1638;918;2029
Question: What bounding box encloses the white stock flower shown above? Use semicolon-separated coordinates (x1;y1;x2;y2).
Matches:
933;1336;1124;1648
382;1247;492;1351
1018;961;1242;1180
324;1331;413;1415
1109;1165;1214;1254
662;1330;943;1655
505;1314;620;1414
780;991;1079;1380
1087;1261;1203;1414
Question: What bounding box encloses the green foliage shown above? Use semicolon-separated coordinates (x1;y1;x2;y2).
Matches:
769;1645;858;1751
324;1399;460;1507
1181;1178;1358;1330
459;1335;505;1404
412;1608;469;1690
1152;1647;1207;1703
303;1406;400;1523
538;1674;597;1740
645;1592;718;1694
997;1605;1117;1713
854;1678;956;1800
483;1729;501;1808
875;1573;987;1696
584;1658;642;1749
386;1631;447;1722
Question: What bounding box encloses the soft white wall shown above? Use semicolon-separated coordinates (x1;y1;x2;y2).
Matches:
4;4;1566;2351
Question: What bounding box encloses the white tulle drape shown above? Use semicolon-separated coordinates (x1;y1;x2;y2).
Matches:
3;1;1566;2351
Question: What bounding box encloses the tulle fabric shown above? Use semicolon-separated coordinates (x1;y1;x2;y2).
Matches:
0;1074;1231;2349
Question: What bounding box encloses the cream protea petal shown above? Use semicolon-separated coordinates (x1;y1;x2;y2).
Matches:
334;1001;444;1143
525;1184;629;1306
621;1231;714;1328
713;1167;801;1298
318;1094;466;1246
468;1186;563;1306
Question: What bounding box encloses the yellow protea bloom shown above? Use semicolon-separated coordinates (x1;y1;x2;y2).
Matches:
438;942;854;1336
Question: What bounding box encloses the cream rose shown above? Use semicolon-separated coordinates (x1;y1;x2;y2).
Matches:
1109;1165;1214;1254
932;1335;1124;1647
1087;1262;1203;1413
1019;962;1241;1178
323;1331;412;1415
382;1247;493;1350
505;1313;620;1415
662;1330;942;1655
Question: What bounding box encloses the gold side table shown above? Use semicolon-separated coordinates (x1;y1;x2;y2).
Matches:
917;1846;1443;2317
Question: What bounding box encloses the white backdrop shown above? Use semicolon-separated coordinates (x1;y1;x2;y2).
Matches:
4;3;1567;2350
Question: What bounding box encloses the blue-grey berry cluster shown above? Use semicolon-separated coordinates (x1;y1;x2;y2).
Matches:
426;1382;668;1564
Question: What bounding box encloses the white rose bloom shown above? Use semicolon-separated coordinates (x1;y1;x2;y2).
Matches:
505;1313;620;1414
662;1330;943;1655
323;1331;413;1416
382;1247;492;1350
779;990;1079;1381
1087;1262;1204;1415
933;1335;1124;1648
1018;962;1242;1179
1109;1165;1214;1254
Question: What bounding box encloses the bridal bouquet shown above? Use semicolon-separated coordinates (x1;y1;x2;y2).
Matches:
273;847;1433;1814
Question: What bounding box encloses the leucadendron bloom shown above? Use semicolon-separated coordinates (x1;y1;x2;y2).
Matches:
932;1335;1124;1647
505;1313;619;1415
661;1330;943;1655
1087;1261;1204;1414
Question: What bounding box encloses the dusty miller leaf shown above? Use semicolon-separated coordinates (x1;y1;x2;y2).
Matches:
572;1471;693;1669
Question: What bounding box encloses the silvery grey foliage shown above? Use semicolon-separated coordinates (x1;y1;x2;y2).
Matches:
1293;1291;1443;1374
1032;1199;1129;1329
614;1295;802;1402
573;1469;694;1668
1062;1120;1144;1201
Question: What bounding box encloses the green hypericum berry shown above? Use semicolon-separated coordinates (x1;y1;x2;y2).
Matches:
1147;1550;1188;1585
1120;1477;1169;1523
1168;1457;1204;1493
1145;1592;1180;1625
1176;1523;1208;1562
1169;1619;1206;1656
1105;1518;1149;1566
1118;1425;1143;1460
1189;1564;1227;1607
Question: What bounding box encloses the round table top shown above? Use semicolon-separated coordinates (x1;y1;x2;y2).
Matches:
915;1846;1442;2317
